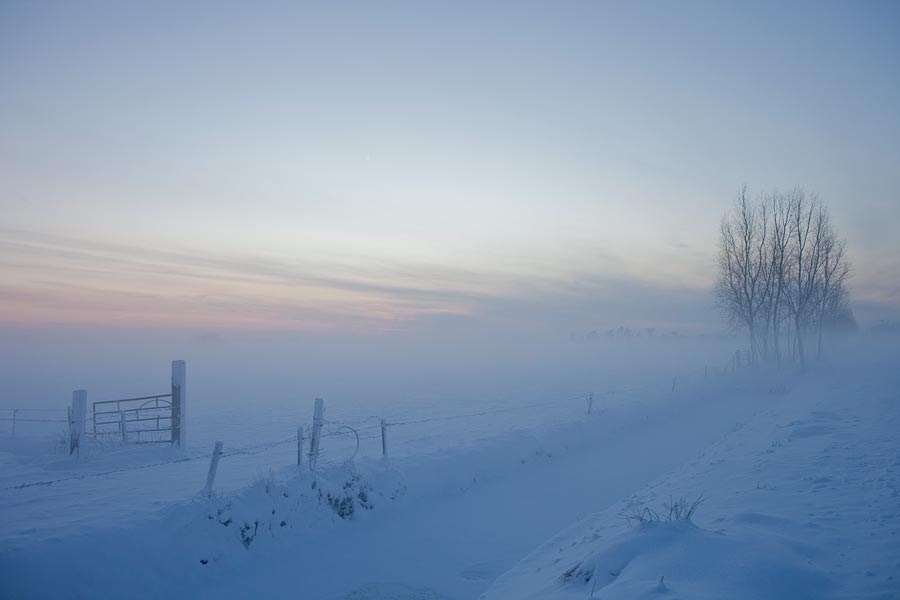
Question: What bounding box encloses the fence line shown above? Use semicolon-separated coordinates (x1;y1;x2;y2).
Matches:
0;433;306;492
1;369;718;493
2;421;376;491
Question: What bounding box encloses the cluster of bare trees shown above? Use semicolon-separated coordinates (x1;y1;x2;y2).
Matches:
715;186;853;367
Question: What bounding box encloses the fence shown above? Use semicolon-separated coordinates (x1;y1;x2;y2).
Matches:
1;356;740;495
92;394;174;444
0;408;69;436
0;360;186;457
0;391;598;492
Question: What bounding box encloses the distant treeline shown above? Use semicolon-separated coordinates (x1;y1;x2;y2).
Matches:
573;328;737;342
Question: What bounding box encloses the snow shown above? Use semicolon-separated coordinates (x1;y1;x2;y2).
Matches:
0;367;681;552
1;343;898;599
482;360;900;600
549;520;831;599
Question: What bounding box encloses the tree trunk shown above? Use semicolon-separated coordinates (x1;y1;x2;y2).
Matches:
773;317;782;368
749;325;757;366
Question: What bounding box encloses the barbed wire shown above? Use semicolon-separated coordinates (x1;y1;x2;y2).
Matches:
323;415;383;427
0;378;684;492
0;434;300;491
322;425;360;461
323;420;382;435
220;435;299;458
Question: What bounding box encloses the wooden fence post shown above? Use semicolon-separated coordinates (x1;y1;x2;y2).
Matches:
11;409;17;436
586;392;594;416
204;441;223;497
120;411;128;442
381;419;388;458
70;390;87;457
309;398;325;470
171;360;187;449
671;376;677;392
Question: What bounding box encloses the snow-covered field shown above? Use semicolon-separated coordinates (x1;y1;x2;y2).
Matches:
484;359;900;600
1;340;898;599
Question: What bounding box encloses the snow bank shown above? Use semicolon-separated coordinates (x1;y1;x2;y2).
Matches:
4;360;897;599
481;366;900;600
550;519;828;599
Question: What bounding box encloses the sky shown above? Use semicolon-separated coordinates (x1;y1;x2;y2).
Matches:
1;0;899;340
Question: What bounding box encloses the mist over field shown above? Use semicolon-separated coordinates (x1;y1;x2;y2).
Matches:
0;327;735;409
2;1;900;599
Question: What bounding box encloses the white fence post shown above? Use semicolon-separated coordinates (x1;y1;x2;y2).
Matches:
381;419;388;458
309;398;325;470
70;390;87;457
297;426;305;468
586;392;594;416
171;360;187;449
203;441;223;497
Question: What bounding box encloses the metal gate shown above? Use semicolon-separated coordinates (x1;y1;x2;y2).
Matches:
92;393;176;444
65;360;186;453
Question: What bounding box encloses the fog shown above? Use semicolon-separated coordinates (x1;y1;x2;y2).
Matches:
0;328;739;414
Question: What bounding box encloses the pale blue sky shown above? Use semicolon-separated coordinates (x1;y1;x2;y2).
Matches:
1;1;898;335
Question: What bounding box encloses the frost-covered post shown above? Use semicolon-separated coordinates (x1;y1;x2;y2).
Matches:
171;360;186;449
586;392;594;416
70;390;87;457
380;419;388;458
309;398;325;470
10;409;17;436
297;426;305;468
671;376;677;392
203;441;223;498
120;411;128;442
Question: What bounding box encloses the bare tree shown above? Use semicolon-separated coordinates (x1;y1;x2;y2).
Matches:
715;186;771;364
764;190;793;366
813;218;850;359
782;191;827;367
715;186;852;368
